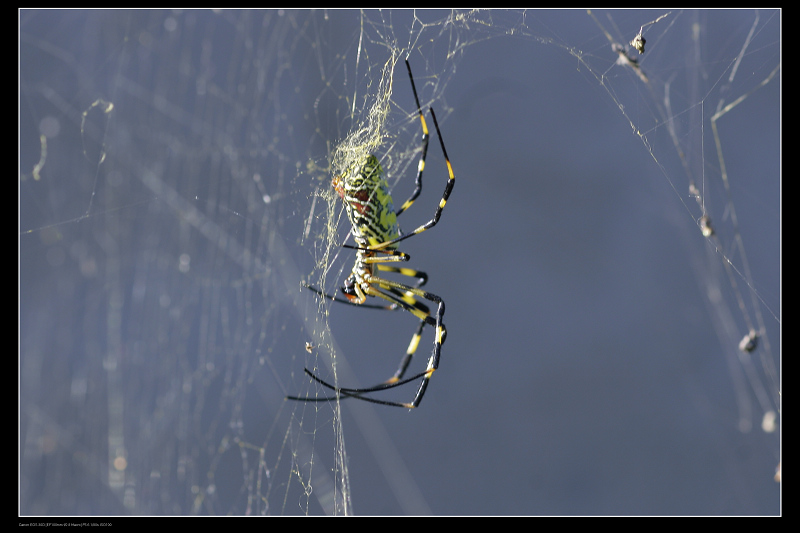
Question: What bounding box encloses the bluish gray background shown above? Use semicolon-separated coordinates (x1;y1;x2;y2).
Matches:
20;9;780;515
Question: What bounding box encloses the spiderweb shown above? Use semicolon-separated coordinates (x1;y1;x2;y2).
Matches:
20;9;779;516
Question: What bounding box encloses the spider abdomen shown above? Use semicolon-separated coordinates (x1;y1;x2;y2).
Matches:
334;154;400;248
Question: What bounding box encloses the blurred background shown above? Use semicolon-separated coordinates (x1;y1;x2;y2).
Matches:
20;9;780;515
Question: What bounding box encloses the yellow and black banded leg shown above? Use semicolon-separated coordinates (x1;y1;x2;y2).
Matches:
407;299;446;408
302;305;446;408
395;57;429;217
376;265;428;288
373;104;454;252
386;319;426;384
359;275;447;408
296;279;446;409
299;319;446;408
342;243;409;263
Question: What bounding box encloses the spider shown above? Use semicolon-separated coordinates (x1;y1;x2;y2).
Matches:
287;57;454;408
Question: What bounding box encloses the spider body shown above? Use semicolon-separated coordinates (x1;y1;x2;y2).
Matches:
333;155;400;305
288;57;454;408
